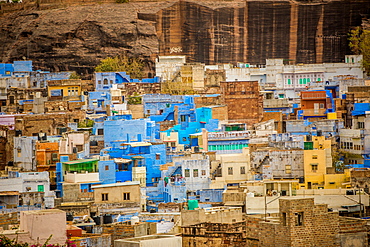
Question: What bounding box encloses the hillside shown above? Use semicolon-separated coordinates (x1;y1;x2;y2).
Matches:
0;0;369;77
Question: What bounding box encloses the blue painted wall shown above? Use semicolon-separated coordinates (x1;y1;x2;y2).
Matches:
104;118;158;146
101;143;166;186
95;72;160;91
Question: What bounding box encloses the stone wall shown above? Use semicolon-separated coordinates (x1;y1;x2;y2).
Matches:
182;221;246;247
98;221;156;246
14;111;86;136
220;80;263;125
263;198;340;247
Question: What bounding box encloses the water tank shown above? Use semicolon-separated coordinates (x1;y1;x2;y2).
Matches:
247;192;255;197
188;200;199;210
130;216;139;225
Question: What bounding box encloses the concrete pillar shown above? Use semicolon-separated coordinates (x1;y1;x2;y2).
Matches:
202;128;208;151
289;183;292;196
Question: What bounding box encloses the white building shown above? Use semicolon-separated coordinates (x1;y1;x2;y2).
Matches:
0;171;54;208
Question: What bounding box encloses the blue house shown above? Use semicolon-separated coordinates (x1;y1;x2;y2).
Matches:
56;156;100;198
100;142;166;187
163;106;219;148
88;91;112;114
103;118;159;146
95;72;160;91
143;94;196;123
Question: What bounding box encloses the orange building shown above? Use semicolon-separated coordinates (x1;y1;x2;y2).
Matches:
36;142;59;189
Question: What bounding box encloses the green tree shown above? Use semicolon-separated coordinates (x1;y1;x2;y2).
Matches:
349;26;370;75
127;92;142;105
95;54;143;79
69;72;80;79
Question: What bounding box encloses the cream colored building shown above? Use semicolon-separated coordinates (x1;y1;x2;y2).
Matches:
92;181;141;204
181;206;243;226
211;148;251;188
3;209;67;245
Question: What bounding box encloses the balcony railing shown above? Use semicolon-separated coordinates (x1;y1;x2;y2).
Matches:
208;131;250;140
301;92;326;100
263;99;289;108
302;109;326;116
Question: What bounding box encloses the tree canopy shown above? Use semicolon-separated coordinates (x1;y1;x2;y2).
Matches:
349;26;370;75
94;54;144;79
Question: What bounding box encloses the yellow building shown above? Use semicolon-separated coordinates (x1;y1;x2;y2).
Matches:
47;79;82;100
302;136;350;189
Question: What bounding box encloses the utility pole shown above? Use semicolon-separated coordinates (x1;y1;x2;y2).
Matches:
264;191;267;222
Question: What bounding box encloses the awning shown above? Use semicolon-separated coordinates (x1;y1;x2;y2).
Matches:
114;158;132;164
129;142;152;147
132;156;144;159
224;201;245;206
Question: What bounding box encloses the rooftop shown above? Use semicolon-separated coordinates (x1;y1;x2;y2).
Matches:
92;181;140;189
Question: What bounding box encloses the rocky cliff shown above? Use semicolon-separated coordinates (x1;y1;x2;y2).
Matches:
0;0;369;77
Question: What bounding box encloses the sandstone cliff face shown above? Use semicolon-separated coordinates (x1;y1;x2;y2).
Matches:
0;0;369;77
143;0;370;65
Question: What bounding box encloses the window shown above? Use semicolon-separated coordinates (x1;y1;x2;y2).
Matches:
180;115;186;122
193;169;199;177
37;185;44;192
279;94;284;99
105;165;109;171
228;167;233;175
358;122;365;129
98;129;104;135
102;193;108;201
17;148;21;157
185;169;190;177
312;155;318;159
295;212;304;226
156;154;160;160
285;165;292;174
76;145;83;152
311;163;318;171
282;212;287;226
52;153;58;161
98;80;101;84
240;166;245;175
201;170;206;176
287;79;291;85
103;79;108;85
123;192;130;200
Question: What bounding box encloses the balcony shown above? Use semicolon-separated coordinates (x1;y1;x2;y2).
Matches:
263;99;289;108
301;92;326;100
208;131;250;140
302;109;326;116
64;172;99;183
